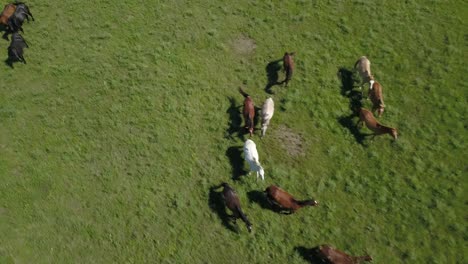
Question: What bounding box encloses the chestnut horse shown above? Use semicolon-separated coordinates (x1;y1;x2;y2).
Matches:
312;245;372;264
265;185;318;214
282;52;295;86
358;108;397;139
0;3;16;27
239;87;255;136
221;182;252;232
368;81;385;117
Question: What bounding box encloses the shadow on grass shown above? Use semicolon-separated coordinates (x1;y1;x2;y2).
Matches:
225;97;244;140
253;105;261;136
337;67;356;96
337;67;368;145
247;190;270;209
226;146;246;181
337;114;367;146
265;59;283;94
208;186;238;233
247;190;285;214
295;246;324;264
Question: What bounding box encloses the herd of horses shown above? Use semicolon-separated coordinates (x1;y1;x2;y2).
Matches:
0;1;33;67
212;54;399;263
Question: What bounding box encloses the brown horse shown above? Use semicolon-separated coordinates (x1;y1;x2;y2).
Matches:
282;52;295;86
265;185;318;214
0;3;16;27
222;183;252;232
239;87;255;137
312;245;372;264
358;108;397;139
368;82;385;117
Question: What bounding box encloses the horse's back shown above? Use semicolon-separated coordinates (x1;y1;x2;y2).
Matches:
262;98;274;121
267;185;293;208
244;139;258;161
355;56;372;79
359;108;378;130
370;82;384;106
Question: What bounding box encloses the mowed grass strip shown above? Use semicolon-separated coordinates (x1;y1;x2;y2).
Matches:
0;0;466;263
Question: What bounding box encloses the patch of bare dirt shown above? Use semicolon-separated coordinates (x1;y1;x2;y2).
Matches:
273;125;305;157
231;35;257;56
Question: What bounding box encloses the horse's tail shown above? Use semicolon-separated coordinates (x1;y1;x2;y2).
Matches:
235;206;252;232
238;87;249;98
295;199;318;207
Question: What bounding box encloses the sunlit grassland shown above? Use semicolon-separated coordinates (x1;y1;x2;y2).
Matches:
0;0;466;263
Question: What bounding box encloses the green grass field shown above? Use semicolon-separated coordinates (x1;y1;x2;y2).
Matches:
0;0;466;263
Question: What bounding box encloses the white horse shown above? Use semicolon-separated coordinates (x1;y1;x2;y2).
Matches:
261;98;274;137
243;139;265;180
354;56;375;89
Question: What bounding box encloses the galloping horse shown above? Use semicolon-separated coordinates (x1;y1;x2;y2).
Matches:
239;87;255;136
368;81;385;117
260;97;274;137
358;108;397;139
312;245;373;264
282;52;295;86
243;139;265;180
265;185;318;214
221;183;252;233
354;56;374;89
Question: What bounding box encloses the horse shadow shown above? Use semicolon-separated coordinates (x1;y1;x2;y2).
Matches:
337;67;357;96
295;246;324;263
225;97;244;140
337;114;368;146
226;146;247;181
337;67;369;145
253;105;262;135
208;186;238;233
247;190;283;213
265;59;283;94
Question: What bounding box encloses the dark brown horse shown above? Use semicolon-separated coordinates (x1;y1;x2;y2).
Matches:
0;3;16;27
222;182;252;232
368;82;385;117
312;245;372;264
358;108;397;139
265;185;318;214
282;52;295;86
239;87;255;137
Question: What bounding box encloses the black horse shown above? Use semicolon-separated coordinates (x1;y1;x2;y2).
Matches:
8;2;34;33
221;182;252;232
6;32;28;67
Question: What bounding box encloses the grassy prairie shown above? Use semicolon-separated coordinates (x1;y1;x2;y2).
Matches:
0;0;466;263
